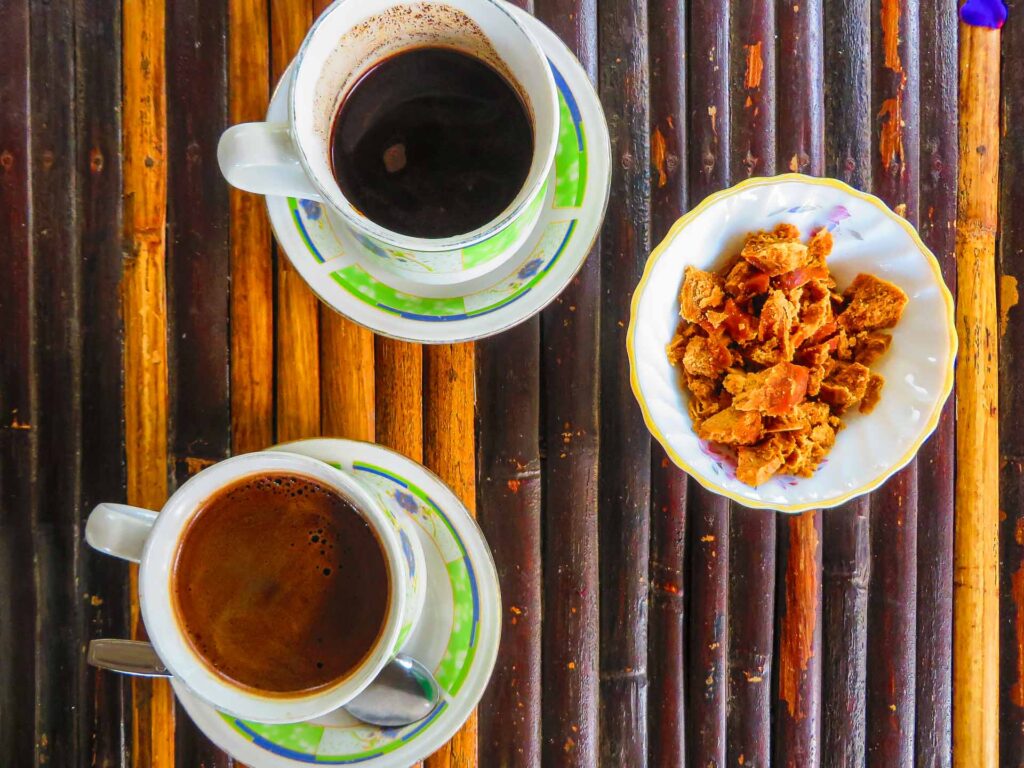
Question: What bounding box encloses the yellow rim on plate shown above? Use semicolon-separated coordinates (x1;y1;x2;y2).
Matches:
626;173;958;514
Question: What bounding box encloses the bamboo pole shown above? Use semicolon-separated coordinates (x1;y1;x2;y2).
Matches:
229;0;274;454
122;0;175;763
953;19;1000;768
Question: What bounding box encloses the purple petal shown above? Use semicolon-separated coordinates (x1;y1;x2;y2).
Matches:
960;0;1007;29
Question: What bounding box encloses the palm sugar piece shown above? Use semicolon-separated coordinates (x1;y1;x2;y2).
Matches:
818;361;871;412
725;260;771;302
732;361;810;416
679;266;726;323
687;373;726;423
859;372;885;414
683;336;731;378
807;227;834;266
742;240;811;277
783;421;837;476
741;225;810;276
736;433;793;486
722;371;748;396
707;298;758;344
759;290;797;340
853;331;892;365
836;273;908;331
697;407;764;446
807;365;827;397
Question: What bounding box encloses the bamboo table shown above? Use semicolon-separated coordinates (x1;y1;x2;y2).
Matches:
0;0;1015;765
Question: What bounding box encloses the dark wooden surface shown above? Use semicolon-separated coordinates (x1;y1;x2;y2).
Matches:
0;0;1007;766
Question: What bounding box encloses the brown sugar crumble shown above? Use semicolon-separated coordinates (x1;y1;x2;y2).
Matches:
668;223;907;487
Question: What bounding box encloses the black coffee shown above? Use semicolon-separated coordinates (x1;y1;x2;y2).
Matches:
330;47;534;239
172;473;390;695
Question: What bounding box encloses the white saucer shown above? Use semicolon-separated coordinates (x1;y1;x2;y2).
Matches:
173;439;501;767
264;3;611;343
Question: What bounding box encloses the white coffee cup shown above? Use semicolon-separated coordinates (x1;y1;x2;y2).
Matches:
218;0;559;296
85;451;426;724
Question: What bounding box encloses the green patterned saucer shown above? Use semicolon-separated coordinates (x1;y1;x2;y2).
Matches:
173;439;501;767
264;3;610;343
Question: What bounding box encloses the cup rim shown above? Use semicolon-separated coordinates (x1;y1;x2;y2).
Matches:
287;0;560;253
138;451;408;723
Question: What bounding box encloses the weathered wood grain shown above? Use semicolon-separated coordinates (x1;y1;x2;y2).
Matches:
821;4;872;766
424;342;477;768
999;2;1024;763
824;0;872;189
75;0;131;763
954;19;1001;768
476;322;542;767
29;2;84;765
865;3;920;765
725;4;777;766
647;1;687;764
122;0;175;763
775;512;823;768
534;2;601;764
165;0;234;763
321;316;375;440
597;0;651;762
685;2;730;765
915;2;957;765
270;0;320;443
821;501;869;768
229;0;274;454
774;4;824;766
166;0;231;486
0;3;37;764
999;0;1024;761
374;339;423;460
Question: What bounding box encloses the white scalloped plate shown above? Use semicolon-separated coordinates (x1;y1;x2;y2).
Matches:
628;174;957;513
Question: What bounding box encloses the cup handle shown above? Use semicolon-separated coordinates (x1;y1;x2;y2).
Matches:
85;503;159;563
217;122;323;201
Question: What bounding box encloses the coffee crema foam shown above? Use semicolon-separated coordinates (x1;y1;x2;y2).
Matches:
171;472;390;695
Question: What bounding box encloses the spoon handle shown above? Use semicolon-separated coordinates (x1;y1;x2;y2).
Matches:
87;638;171;678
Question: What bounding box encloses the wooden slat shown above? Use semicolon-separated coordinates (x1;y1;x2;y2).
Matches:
534;2;600;765
75;0;131;762
647;1;687;764
685;2;730;764
476;324;542;766
321;316;375;440
29;0;90;764
725;4;777;766
423;343;476;768
1000;3;1024;763
0;3;36;764
374;339;422;460
596;0;651;762
122;0;175;763
165;0;233;764
954;19;1001;768
270;0;320;443
824;0;872;187
865;3;920;765
774;2;825;765
821;502;870;767
229;0;274;454
820;3;872;765
915;2;957;765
